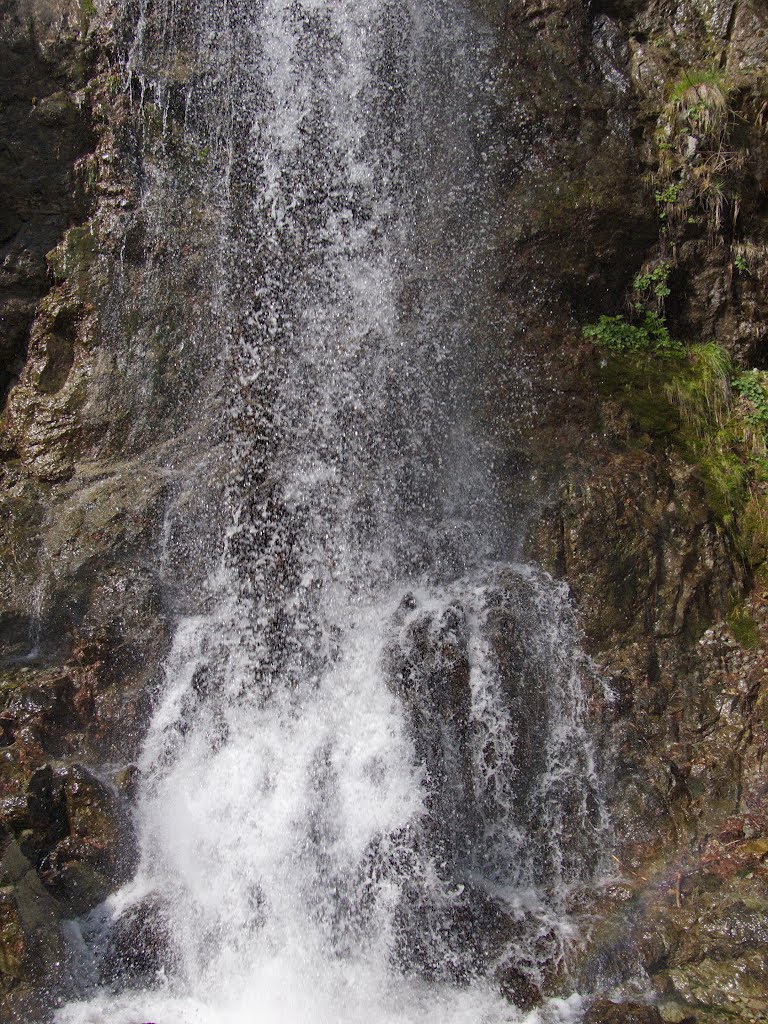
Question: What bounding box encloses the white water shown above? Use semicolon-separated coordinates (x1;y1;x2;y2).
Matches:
58;1;608;1021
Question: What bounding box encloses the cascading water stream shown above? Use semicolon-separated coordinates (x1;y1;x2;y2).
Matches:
58;1;609;1021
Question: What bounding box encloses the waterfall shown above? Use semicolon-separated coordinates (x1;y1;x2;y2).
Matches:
58;1;608;1021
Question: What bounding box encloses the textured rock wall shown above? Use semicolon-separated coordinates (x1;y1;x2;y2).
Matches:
485;0;768;1020
0;0;219;1014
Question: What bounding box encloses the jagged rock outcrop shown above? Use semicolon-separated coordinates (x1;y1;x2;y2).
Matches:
501;0;768;1019
0;0;217;1012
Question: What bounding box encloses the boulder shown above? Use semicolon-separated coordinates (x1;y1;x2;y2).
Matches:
584;1001;666;1024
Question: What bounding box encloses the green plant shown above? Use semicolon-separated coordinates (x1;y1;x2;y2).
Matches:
584;311;684;357
733;369;768;431
658;342;748;521
731;242;768;281
652;67;742;240
670;68;730;140
664;342;732;434
105;73;122;96
655;183;681;205
669;67;727;103
634;262;671;299
734;253;749;273
589;315;763;527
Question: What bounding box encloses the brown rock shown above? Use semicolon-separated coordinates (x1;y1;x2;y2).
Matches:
584;999;666;1024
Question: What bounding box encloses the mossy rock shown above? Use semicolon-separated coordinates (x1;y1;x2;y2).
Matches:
595;352;681;436
726;605;761;649
46;226;96;285
738;492;768;567
665;952;768;1021
0;890;26;995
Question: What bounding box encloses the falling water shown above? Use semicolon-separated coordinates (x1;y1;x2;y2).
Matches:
58;1;608;1021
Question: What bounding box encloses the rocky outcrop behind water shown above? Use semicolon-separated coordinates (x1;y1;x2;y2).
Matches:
0;0;224;1016
1;0;767;1020
490;1;768;1020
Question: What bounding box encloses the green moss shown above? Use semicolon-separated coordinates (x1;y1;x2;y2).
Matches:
46;226;96;299
589;327;768;533
692;446;748;525
77;0;96;33
595;352;681;435
727;605;761;648
737;491;768;567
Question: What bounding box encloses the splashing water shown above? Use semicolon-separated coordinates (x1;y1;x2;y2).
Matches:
58;1;608;1022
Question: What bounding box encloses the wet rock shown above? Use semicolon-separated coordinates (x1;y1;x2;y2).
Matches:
384;600;474;859
1;673;79;756
101;894;174;989
0;0;94;408
46;855;113;917
726;0;768;73
25;765;68;861
64;765;123;849
584;1000;666;1024
39;764;133;915
495;961;542;1010
666;952;768;1020
535;450;735;648
0;825;74;1005
591;15;630;92
674;902;768;965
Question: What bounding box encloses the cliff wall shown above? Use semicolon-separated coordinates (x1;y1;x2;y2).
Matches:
1;0;767;1020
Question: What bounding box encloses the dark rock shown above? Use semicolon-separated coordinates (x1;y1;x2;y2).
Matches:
384;600;474;861
0;0;94;409
0;825;75;1005
25;766;68;861
584;999;666;1024
101;894;174;989
39;764;134;914
495;961;542;1010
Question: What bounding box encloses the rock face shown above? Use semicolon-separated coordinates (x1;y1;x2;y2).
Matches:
0;0;222;1014
1;0;767;1019
498;0;768;1019
0;0;95;407
379;566;606;999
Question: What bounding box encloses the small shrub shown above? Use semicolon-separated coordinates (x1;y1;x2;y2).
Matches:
733;369;768;449
583;312;683;357
734;253;749;273
634;262;671;300
669;68;730;141
655;183;681;205
733;370;768;424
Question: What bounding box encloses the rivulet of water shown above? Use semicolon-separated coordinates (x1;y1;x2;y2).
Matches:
57;2;608;1022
